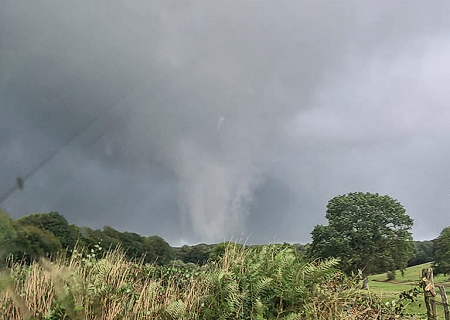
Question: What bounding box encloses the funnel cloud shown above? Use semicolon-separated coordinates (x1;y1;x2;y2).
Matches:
1;0;450;244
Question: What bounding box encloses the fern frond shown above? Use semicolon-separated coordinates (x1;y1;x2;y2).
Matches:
166;299;185;319
280;312;303;320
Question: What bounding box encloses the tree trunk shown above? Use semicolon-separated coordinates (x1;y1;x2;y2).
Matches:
361;272;369;290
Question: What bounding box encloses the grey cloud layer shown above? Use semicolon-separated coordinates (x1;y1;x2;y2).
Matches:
1;0;450;244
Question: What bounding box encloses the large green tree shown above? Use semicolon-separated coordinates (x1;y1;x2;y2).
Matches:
433;226;450;276
309;192;414;288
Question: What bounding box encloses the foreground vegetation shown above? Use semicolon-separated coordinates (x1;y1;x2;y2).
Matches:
2;190;449;319
1;244;407;320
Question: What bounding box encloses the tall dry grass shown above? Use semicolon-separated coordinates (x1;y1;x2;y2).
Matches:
0;247;212;320
0;244;403;320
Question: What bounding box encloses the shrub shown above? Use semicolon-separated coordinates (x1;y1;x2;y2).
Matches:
387;271;396;281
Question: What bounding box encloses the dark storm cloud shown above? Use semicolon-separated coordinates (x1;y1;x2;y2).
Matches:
1;0;450;244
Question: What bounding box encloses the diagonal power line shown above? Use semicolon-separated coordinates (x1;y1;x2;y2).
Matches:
0;80;150;205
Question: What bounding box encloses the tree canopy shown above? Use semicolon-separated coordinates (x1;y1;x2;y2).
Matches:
173;243;214;265
408;240;434;267
16;212;79;249
0;210;178;265
143;235;174;265
12;224;63;262
308;192;414;283
433;226;450;276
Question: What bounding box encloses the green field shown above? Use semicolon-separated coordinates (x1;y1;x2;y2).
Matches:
368;263;450;319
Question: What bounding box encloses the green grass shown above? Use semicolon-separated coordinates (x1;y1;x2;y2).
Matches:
368;263;450;319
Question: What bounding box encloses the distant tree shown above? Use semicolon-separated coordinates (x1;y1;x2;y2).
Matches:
143;235;174;265
433;226;450;276
174;243;214;265
408;240;434;267
190;243;214;264
80;227;120;252
209;242;244;262
292;243;310;260
116;231;145;259
17;212;79;249
386;270;396;281
0;209;17;265
101;226;153;259
11;224;62;262
68;224;83;248
102;225;121;239
309;192;414;289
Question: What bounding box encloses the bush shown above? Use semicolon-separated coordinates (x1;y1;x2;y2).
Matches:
387;270;396;281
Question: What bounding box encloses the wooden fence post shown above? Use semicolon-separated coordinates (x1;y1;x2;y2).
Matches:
438;285;449;320
421;268;437;320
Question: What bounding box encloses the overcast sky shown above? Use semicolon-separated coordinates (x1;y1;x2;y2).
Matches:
1;0;450;245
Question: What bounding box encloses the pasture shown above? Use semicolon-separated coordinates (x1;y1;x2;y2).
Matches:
369;263;450;319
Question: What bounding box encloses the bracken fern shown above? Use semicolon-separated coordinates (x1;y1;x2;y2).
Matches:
0;243;408;320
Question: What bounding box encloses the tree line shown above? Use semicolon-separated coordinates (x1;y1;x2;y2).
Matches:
0;191;449;278
0;210;174;265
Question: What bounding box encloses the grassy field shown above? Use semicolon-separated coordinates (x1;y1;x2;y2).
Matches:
368;263;450;319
